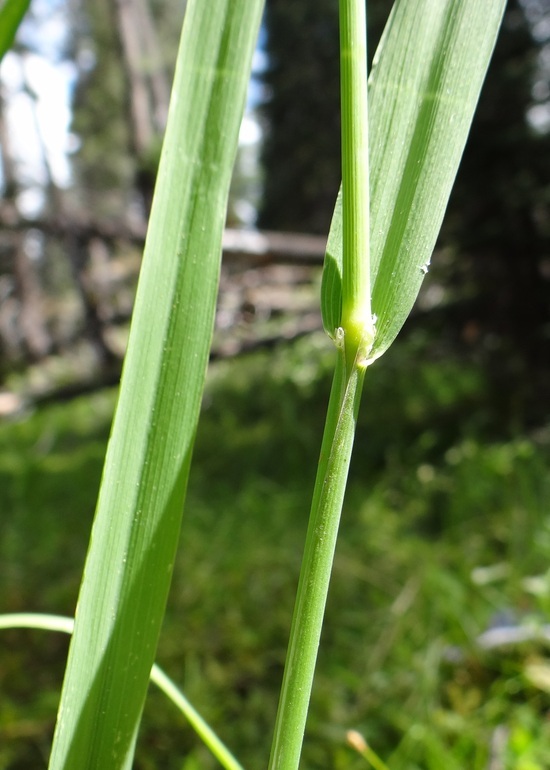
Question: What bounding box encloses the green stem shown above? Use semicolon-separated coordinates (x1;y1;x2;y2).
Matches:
340;0;372;363
268;2;371;767
268;353;366;770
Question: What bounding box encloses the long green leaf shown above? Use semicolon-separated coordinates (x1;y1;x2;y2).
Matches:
47;2;263;768
322;0;506;363
0;0;31;61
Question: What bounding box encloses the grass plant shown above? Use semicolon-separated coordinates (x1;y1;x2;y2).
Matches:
0;0;510;767
271;1;505;767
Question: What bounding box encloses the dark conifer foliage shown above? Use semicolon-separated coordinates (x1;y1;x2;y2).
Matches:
444;1;550;373
258;1;393;234
259;0;341;234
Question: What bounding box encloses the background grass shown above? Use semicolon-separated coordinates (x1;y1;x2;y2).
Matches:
1;330;550;770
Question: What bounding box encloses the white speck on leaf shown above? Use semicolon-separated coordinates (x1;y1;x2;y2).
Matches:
334;327;345;349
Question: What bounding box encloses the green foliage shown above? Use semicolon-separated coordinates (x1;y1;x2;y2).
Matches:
0;1;519;767
0;613;245;770
2;336;550;768
0;392;112;613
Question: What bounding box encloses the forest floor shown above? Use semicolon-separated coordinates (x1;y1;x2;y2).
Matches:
1;330;550;770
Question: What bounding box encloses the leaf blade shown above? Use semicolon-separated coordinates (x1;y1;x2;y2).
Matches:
47;2;264;768
0;0;31;61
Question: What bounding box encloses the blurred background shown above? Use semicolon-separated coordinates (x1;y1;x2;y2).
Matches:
1;0;550;768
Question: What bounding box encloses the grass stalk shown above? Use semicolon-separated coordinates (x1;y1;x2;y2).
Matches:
339;0;373;368
268;354;366;770
268;2;372;767
268;3;371;768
